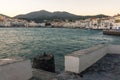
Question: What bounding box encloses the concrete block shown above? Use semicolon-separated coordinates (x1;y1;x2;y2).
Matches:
108;45;120;54
65;44;108;73
65;56;80;73
0;58;32;80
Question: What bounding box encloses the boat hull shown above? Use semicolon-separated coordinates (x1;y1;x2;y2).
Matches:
103;30;120;36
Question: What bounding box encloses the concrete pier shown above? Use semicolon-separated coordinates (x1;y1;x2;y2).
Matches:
108;45;120;54
0;58;32;80
65;44;120;73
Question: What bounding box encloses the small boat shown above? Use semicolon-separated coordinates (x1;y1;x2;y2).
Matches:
103;29;120;36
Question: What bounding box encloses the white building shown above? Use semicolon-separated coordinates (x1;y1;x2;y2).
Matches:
113;14;120;29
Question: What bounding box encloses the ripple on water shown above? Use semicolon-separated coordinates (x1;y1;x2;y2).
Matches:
0;28;120;71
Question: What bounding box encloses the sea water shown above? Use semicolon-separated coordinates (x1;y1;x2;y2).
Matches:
0;28;120;71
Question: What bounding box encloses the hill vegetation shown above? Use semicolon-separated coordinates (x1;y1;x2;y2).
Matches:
14;10;109;22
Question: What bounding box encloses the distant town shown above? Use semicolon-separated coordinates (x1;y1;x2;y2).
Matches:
0;13;120;30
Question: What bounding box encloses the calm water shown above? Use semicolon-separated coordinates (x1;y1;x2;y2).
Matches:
0;28;120;71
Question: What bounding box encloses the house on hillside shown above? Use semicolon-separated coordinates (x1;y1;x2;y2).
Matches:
113;14;120;29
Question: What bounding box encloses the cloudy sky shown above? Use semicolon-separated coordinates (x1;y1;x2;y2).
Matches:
0;0;120;17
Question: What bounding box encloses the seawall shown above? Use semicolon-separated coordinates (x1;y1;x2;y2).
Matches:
65;44;120;73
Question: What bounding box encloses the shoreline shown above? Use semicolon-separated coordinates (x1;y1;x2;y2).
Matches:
0;26;104;30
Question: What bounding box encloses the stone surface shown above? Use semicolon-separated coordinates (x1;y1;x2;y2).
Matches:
32;69;56;80
52;72;83;80
81;54;120;80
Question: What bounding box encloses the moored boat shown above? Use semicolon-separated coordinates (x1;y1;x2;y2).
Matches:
103;29;120;36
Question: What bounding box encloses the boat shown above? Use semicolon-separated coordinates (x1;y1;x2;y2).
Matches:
103;29;120;36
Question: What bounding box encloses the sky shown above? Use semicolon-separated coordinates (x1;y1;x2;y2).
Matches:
0;0;120;17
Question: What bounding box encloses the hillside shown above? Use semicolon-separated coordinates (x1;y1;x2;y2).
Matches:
14;10;109;22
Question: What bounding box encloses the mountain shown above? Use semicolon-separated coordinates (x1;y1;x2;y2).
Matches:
15;10;52;19
14;10;80;22
83;14;110;19
14;10;109;22
0;14;10;18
